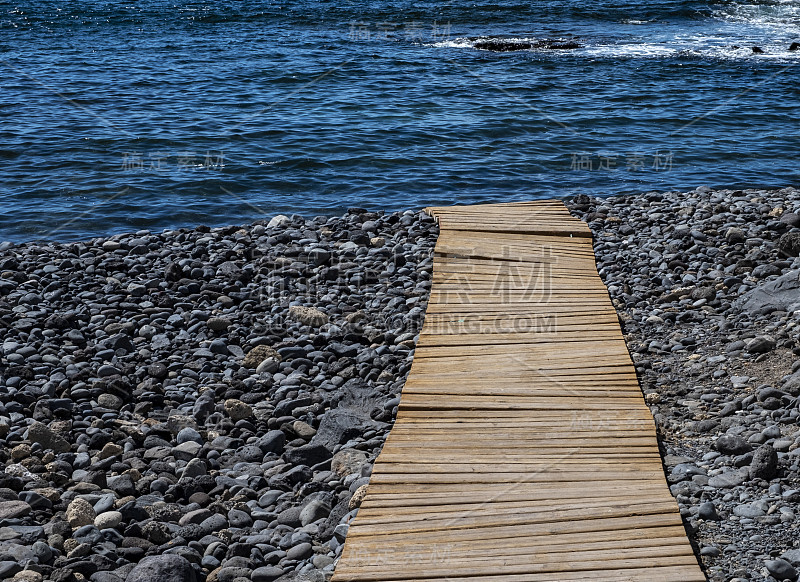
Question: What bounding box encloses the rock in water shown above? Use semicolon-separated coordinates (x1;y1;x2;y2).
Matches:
473;38;581;51
126;555;197;582
474;40;534;51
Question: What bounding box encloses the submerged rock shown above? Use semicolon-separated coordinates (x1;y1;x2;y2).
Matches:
473;38;581;51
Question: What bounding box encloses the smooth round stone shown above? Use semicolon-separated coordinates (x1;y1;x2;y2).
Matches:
97;394;123;410
176;427;203;445
285;542;312;561
94;511;123;530
251;566;284;582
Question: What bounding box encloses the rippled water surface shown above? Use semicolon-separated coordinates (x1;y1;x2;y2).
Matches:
1;0;798;241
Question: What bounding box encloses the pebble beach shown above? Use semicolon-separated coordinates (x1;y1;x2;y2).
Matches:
3;187;800;582
0;209;437;582
567;186;800;582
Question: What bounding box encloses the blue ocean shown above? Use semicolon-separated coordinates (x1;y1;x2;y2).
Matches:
1;0;798;242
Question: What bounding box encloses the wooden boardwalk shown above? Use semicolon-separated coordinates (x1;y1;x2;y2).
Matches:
331;201;705;582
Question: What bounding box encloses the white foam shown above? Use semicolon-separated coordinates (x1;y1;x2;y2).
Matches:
426;36;579;50
427;35;800;62
581;41;800;60
427;38;475;49
712;0;800;36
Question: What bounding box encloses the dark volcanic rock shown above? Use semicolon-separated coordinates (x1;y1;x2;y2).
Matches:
779;232;800;257
125;555;197;582
473;38;581;51
749;444;778;480
283;443;332;466
736;269;800;313
0;207;437;581
715;434;751;455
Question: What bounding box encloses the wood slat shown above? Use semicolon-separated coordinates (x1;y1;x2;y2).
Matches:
330;201;704;582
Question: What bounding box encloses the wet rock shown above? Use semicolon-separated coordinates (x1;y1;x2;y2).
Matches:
473;38;581;51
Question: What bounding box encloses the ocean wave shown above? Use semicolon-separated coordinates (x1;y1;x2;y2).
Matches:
428;35;800;61
583;41;800;59
712;0;800;35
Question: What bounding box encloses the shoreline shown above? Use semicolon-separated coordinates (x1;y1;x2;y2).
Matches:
2;186;800;581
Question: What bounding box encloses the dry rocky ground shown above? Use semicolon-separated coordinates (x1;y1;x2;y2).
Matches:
567;186;800;582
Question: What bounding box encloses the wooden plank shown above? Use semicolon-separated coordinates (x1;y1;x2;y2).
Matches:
355;496;677;519
335;557;702;582
361;486;670;507
345;512;686;544
347;500;680;535
336;548;699;574
342;566;706;582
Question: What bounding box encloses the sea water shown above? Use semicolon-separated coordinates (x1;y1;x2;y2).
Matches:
0;0;798;241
